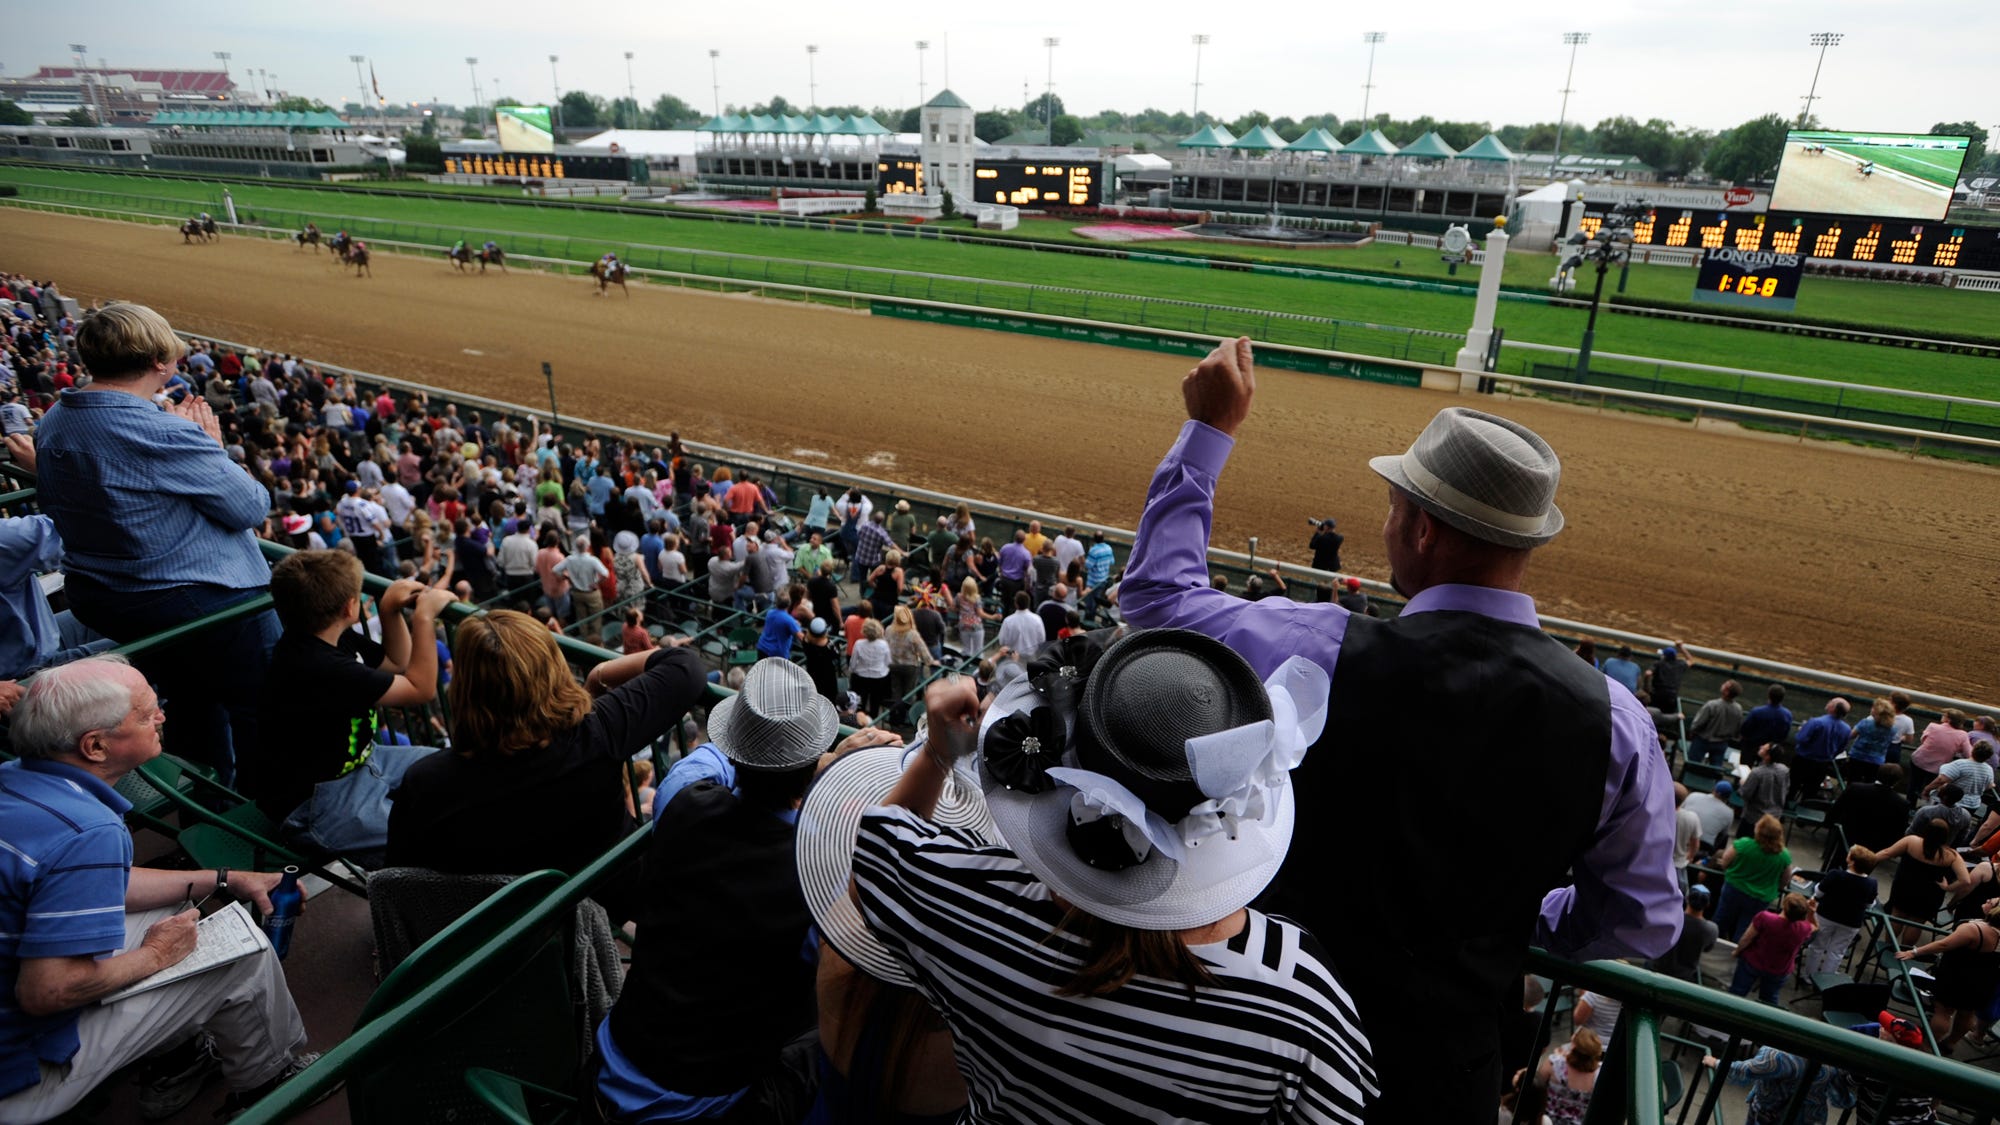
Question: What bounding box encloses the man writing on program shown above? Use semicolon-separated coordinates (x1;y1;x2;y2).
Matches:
1121;337;1681;1123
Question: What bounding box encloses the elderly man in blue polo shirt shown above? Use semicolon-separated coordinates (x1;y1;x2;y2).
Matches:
0;657;314;1122
30;303;281;786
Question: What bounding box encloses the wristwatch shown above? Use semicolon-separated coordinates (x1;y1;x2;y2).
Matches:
214;867;230;899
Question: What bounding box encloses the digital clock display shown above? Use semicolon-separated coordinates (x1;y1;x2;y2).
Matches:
1692;247;1804;312
971;160;1101;207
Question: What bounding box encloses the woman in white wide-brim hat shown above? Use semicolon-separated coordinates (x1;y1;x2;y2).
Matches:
849;628;1377;1124
794;743;988;1124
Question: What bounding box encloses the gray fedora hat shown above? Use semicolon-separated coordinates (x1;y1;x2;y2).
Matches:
705;658;840;771
1368;407;1564;549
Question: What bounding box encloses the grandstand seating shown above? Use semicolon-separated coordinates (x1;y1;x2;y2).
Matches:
4;307;1998;1120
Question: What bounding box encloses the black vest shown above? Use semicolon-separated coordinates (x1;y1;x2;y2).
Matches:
1269;609;1610;1117
608;782;816;1096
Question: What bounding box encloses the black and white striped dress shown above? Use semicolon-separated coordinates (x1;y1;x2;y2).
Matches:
853;805;1376;1124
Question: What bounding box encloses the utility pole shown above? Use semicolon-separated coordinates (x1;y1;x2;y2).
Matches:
1360;33;1385;128
1799;32;1842;127
1043;37;1060;145
1554;32;1589;159
1191;34;1209;118
806;45;818;112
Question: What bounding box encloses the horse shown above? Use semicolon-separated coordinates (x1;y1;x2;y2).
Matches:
590;259;629;298
180;219;207;244
345;244;373;278
447;244;473;272
201;216;219;239
1857;162;1875;178
327;232;352;263
294;225;321;253
477;245;507;274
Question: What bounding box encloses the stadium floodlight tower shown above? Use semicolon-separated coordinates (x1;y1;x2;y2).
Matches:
1191;34;1209;118
1557;200;1646;382
709;50;722;119
68;44;97;124
466;58;482;134
1043;37;1060;145
1799;32;1841;127
916;41;930;108
1553;32;1588;159
805;45;818;112
350;55;368;121
1360;32;1385;128
625;52;638;127
549;54;563;140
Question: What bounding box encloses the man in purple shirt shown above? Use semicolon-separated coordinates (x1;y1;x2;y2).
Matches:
1121;338;1680;1124
994;530;1033;610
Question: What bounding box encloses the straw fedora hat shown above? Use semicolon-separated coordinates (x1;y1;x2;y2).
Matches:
1369;407;1564;549
704;658;839;771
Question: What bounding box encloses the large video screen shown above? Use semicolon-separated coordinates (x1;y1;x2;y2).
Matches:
496;105;555;154
1770;130;1967;222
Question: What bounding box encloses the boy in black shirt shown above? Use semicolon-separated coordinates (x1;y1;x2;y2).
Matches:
247;550;453;854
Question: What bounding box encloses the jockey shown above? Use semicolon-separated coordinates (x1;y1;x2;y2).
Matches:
453;239;467;256
600;252;619;269
199;212;210;222
483;241;499;255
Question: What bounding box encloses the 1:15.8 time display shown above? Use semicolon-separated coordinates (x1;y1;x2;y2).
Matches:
1714;273;1784;298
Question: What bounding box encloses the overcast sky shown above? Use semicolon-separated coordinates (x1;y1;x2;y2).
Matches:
9;0;1993;137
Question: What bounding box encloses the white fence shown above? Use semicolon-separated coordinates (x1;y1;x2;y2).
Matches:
778;195;869;216
1954;274;2000;292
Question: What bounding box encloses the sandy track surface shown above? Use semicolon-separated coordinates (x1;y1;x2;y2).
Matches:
5;208;1996;699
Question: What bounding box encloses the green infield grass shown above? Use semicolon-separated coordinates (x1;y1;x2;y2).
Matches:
1825;143;1966;189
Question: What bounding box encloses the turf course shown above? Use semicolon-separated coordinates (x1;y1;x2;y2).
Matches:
4;165;1998;420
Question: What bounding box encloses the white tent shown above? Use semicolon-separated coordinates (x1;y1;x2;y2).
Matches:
1114;152;1171;173
1509;180;1574;248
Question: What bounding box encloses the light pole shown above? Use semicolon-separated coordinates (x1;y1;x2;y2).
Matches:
806;45;818;112
350;55;367;123
1554;32;1588;159
1191;34;1209;119
1558;201;1643;381
466;58;481;134
1799;32;1842;127
69;44;96;123
624;51;637;128
548;54;562;140
708;50;721;118
1360;33;1385;128
213;52;232;104
915;41;929;107
1043;37;1060;145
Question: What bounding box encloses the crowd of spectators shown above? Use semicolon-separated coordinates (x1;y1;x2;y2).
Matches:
1;277;1995;1123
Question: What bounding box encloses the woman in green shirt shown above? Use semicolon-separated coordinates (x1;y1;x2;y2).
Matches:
1714;814;1794;942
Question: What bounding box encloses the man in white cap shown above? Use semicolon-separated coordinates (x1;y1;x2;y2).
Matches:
594;659;896;1122
1121;337;1680;1123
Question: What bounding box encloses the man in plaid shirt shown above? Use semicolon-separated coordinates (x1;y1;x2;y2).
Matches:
850;511;895;585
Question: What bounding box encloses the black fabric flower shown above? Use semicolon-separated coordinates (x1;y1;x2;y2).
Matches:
982;705;1063;793
1027;629;1115;714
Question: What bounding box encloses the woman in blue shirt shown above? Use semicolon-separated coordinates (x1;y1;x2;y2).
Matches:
1845;699;1901;781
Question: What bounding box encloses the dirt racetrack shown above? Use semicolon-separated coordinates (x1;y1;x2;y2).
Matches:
5;209;1997;699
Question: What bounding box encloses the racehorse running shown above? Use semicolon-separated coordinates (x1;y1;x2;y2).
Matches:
590;256;629;298
448;242;474;272
477;242;507;273
327;231;352;263
294;223;322;252
179;219;209;244
202;214;218;239
340;241;373;278
1857;161;1876;177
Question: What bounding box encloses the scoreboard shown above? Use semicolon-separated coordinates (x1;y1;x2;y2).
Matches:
876;157;924;195
441;153;633;181
1692;247;1805;312
971;160;1101;207
1579;206;2000;272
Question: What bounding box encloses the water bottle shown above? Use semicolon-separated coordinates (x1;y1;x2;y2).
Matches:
264;867;302;960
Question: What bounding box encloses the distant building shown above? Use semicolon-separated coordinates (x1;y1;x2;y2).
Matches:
0;67;236;125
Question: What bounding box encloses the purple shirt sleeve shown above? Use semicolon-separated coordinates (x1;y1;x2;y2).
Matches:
1120;422;1352;680
1536;686;1685;962
1127;421;1681;963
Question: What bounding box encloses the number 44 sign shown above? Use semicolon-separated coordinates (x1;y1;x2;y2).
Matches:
1691;246;1804;313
